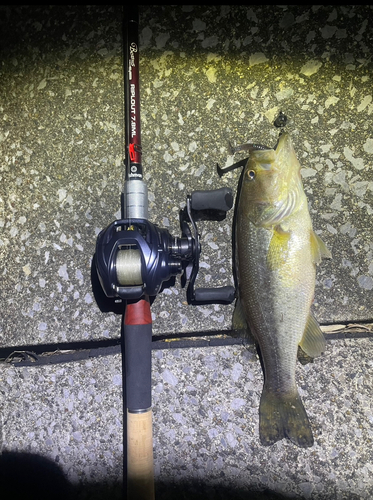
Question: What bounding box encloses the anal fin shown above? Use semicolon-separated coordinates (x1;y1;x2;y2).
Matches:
299;311;326;359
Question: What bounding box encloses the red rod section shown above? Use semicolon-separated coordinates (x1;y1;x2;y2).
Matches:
124;299;152;325
125;8;143;179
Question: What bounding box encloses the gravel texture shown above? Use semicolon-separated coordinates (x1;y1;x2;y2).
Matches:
0;5;373;499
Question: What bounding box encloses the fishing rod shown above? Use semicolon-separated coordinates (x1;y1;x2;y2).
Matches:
95;6;235;499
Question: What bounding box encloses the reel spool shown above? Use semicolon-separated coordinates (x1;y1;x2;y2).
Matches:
116;248;143;286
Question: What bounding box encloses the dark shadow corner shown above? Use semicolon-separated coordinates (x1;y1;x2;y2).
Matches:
0;450;75;500
0;450;124;500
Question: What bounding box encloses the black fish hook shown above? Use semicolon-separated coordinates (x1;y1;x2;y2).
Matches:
217;142;271;177
217;158;248;177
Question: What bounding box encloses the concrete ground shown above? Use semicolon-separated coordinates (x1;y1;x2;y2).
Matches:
0;5;373;499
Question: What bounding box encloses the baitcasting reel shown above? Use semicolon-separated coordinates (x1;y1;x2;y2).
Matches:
95;187;236;305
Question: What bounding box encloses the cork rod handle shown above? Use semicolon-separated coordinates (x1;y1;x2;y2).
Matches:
127;410;155;500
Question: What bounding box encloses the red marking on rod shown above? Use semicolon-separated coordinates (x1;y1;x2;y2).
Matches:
129;144;136;161
125;299;152;325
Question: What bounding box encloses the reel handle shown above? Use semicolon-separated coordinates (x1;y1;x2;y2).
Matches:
193;285;236;305
183;187;236;306
191;187;233;212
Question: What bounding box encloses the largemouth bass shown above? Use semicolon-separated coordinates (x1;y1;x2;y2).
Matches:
233;133;331;447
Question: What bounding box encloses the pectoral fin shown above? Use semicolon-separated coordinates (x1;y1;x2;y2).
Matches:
267;226;291;270
299;311;326;359
310;231;332;265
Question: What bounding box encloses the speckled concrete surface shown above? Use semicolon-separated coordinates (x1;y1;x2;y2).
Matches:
1;340;373;499
0;5;373;499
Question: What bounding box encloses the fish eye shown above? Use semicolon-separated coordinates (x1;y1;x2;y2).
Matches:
247;169;256;180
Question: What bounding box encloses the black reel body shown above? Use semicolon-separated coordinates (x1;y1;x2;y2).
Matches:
95;187;236;305
96;218;192;300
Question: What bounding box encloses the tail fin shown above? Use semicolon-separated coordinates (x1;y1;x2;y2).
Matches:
259;387;314;448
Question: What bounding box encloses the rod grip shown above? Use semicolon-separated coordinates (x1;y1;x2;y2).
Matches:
127;410;155;500
124;300;152;411
191;187;233;212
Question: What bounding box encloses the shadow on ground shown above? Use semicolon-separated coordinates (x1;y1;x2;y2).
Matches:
0;450;303;500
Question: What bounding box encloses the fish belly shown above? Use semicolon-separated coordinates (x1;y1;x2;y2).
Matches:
236;217;315;447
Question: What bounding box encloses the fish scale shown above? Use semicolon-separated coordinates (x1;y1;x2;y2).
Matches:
233;133;331;447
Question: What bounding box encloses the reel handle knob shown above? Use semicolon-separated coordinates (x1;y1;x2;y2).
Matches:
192;286;236;305
191;187;233;212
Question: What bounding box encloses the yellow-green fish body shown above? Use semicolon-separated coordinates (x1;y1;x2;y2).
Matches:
233;133;331;447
